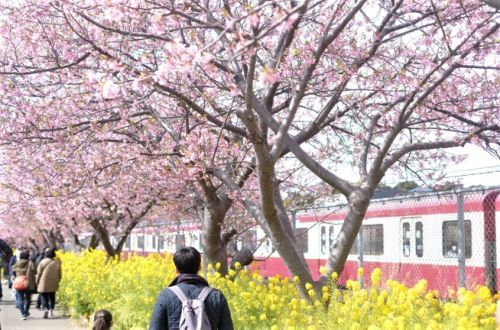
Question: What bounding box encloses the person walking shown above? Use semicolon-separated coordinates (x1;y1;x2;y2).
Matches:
149;247;233;330
9;248;21;307
34;247;49;310
36;248;62;319
12;251;37;320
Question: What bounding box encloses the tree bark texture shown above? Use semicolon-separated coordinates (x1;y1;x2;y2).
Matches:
326;190;371;276
200;181;233;276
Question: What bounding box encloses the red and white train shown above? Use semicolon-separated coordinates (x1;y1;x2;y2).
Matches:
120;189;500;293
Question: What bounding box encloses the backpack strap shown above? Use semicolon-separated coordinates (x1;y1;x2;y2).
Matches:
197;287;212;302
169;285;189;303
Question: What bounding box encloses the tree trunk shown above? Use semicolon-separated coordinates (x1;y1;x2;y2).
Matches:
325;190;371;276
90;218;118;258
53;229;65;249
273;178;296;240
28;238;39;253
201;195;233;276
71;232;86;251
256;157;315;296
87;233;100;250
47;230;60;249
38;229;51;249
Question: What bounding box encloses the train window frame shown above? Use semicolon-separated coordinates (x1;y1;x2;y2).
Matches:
415;222;423;258
265;237;272;253
402;222;411;257
364;224;384;255
137;235;145;250
152;235;157;250
198;233;203;250
349;224;384;256
158;236;165;251
242;230;258;251
175;233;186;249
442;220;472;259
320;226;327;254
295;228;309;253
328;226;334;250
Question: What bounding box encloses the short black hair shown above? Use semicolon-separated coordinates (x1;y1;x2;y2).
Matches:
20;251;29;260
44;248;56;259
173;247;201;274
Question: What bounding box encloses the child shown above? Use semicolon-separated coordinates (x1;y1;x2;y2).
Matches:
92;310;113;330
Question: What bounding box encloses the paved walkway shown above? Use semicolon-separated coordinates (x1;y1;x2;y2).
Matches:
0;283;85;330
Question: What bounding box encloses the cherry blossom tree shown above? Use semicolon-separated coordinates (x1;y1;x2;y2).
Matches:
0;136;177;257
0;0;498;295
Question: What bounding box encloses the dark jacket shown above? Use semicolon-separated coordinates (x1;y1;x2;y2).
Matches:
149;274;233;330
9;255;17;278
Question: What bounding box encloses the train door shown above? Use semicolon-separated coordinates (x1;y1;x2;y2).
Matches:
399;217;424;284
400;218;423;257
319;224;335;272
320;225;335;255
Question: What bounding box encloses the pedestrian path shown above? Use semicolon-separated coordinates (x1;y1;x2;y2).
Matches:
0;283;85;330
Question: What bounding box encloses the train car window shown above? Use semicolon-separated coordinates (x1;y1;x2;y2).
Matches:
403;223;411;257
363;224;384;255
125;236;131;249
321;227;327;254
158;236;165;251
175;234;186;249
329;226;335;250
198;233;203;250
167;235;175;249
295;228;308;253
348;224;384;256
137;236;145;250
415;222;423;257
265;237;272;253
243;230;257;250
152;236;157;250
442;221;472;259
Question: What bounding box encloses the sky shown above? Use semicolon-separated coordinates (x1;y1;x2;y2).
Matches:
443;145;500;187
292;143;500;193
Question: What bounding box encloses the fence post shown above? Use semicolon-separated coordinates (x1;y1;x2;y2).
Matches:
358;229;364;288
484;191;499;293
457;192;466;288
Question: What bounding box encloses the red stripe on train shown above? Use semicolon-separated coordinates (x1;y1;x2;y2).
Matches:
299;198;500;222
253;257;488;294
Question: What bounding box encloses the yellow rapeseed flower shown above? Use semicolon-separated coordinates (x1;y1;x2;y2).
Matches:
357;267;364;277
56;250;497;330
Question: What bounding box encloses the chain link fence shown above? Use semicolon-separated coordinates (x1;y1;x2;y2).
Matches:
80;186;500;296
302;187;500;294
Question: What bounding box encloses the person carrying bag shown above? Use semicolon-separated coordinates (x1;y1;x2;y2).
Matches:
36;248;62;319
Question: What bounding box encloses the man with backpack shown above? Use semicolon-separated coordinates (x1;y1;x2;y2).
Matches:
149;247;233;330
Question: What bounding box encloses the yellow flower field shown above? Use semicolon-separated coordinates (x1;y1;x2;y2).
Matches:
57;250;496;330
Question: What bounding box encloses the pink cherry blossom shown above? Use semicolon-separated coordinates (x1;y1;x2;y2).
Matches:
259;67;278;85
102;80;121;99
